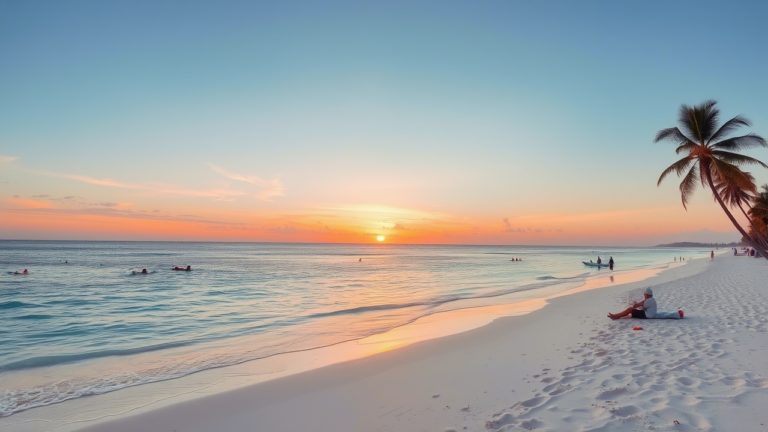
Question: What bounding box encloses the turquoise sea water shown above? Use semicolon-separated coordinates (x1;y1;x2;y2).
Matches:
0;241;708;417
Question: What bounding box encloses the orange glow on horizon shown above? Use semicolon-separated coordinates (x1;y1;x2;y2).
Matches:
0;198;744;245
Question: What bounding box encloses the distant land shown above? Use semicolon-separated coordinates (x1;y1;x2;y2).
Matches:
654;242;743;248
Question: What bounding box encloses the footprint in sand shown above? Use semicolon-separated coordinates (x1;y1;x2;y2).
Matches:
478;258;768;432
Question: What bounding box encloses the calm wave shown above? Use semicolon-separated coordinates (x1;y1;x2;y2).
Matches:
0;241;705;416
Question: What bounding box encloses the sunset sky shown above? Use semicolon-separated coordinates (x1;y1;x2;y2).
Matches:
2;1;767;245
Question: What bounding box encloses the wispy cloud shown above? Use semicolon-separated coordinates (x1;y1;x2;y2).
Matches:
90;202;133;208
208;163;285;201
30;169;144;189
1;204;241;226
318;204;438;220
262;221;363;238
7;197;52;209
14;161;284;203
502;218;525;233
147;182;248;200
62;173;141;189
508;207;674;224
26;168;247;201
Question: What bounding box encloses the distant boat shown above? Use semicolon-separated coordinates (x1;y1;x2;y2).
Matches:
582;261;606;267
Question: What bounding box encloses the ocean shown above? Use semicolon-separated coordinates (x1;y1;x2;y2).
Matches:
0;241;707;417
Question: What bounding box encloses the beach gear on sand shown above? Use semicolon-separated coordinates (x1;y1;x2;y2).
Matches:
651;310;683;319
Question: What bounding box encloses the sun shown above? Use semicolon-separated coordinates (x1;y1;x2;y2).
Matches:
376;235;385;242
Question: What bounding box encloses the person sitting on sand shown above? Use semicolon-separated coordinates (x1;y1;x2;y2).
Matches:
608;287;657;320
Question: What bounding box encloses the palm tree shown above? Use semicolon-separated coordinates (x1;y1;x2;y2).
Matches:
752;184;768;222
714;171;756;220
750;184;768;250
655;100;768;260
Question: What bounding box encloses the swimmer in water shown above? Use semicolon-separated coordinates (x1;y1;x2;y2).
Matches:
13;269;28;275
141;269;148;274
173;265;192;271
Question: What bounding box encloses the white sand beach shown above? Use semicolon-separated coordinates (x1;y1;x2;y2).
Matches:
4;254;767;432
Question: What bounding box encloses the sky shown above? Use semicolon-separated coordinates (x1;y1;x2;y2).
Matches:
2;1;767;245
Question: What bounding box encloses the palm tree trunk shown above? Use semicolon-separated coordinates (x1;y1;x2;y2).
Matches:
738;203;750;221
702;160;768;261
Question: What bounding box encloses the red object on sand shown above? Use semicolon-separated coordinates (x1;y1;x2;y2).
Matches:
678;310;684;319
633;327;643;331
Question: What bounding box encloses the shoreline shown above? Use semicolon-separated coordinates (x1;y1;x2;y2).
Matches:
73;253;768;432
0;254;710;432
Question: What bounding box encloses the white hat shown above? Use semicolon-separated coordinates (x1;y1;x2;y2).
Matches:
644;287;653;296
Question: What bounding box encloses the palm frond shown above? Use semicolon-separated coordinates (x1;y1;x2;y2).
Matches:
679;165;699;210
700;100;720;142
707;115;751;144
712;150;768;169
710;158;758;194
675;143;698;154
678;100;718;143
714;171;756;208
710;133;768;151
751;184;768;220
654;127;694;144
677;104;699;143
657;156;693;186
752;201;768;220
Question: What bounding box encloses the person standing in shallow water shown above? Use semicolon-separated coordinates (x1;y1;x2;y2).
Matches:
609;256;614;270
711;251;714;260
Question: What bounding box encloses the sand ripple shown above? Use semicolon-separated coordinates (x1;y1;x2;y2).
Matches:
484;256;768;431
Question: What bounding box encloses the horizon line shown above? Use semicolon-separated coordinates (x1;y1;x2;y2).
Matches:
0;239;742;248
